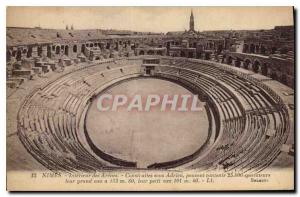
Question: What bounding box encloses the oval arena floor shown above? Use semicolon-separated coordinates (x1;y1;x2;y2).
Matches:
7;56;294;173
85;78;209;168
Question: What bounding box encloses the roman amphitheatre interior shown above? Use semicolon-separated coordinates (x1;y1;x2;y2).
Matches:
6;7;294;173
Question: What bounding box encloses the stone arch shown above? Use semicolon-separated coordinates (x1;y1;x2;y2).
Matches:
250;44;255;53
235;58;242;68
38;46;43;57
157;50;163;56
27;47;32;58
243;44;249;53
131;44;135;50
255;45;260;53
217;44;223;54
64;45;69;56
139;50;145;55
99;43;104;50
243;59;251;70
205;53;210;60
16;49;22;61
252;60;261;73
147;50;154;55
73;45;77;53
180;51;185;57
56;45;60;55
227;56;233;65
89;43;93;47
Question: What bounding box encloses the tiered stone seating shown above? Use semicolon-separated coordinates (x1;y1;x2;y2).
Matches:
17;59;142;171
16;56;290;172
155;57;289;172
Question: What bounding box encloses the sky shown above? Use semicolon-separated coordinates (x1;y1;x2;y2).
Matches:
6;6;294;32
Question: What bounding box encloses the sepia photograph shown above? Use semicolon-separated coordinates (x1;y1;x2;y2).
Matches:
5;6;295;191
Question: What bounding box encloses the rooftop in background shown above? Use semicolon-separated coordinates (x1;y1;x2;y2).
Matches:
6;27;164;46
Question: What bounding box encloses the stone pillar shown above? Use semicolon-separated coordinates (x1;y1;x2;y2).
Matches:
42;46;47;57
115;42;119;51
32;46;38;58
240;61;244;68
231;60;236;66
258;65;262;74
248;63;253;70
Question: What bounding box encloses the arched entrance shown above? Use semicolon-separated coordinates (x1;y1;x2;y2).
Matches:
16;49;22;61
205;53;210;60
38;46;43;57
250;44;255;53
73;45;77;53
56;46;60;55
180;51;185;57
26;47;32;58
147;50;154;55
65;45;69;56
243;44;249;53
227;56;233;65
217;45;223;54
235;58;242;68
244;59;251;70
253;60;260;73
